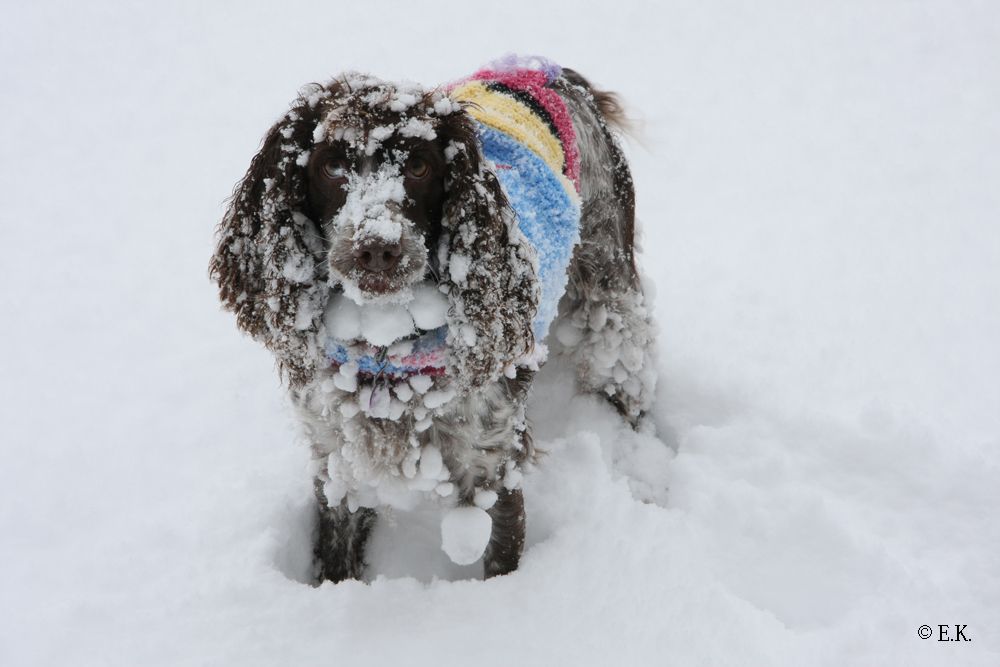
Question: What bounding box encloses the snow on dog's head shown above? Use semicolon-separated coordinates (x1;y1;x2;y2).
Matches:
323;167;426;306
309;76;449;306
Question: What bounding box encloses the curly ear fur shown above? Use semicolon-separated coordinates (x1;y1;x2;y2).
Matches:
209;86;334;387
437;106;540;388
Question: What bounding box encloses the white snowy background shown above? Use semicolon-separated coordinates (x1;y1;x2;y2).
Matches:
2;1;998;665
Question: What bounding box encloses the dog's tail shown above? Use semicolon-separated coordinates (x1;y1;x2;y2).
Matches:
555;67;639;288
559;68;633;136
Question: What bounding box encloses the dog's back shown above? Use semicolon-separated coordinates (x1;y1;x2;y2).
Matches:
548;64;655;422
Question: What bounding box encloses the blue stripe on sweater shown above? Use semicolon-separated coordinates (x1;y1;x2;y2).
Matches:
477;123;580;341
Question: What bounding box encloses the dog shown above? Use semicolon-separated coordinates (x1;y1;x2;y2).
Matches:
210;55;656;582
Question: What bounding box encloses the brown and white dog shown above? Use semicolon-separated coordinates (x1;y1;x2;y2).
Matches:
210;57;656;582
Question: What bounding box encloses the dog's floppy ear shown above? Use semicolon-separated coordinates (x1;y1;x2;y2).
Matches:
209;88;329;385
436;104;540;388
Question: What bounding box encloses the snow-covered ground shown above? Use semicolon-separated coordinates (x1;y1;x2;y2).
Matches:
2;1;998;665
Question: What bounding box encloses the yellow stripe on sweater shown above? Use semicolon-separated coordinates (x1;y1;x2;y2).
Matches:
451;81;567;180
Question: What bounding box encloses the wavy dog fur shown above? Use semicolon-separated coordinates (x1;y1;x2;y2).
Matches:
211;65;656;582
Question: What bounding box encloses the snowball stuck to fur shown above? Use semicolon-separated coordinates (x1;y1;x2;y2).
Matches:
418;445;443;480
409;375;433;394
393;382;414;402
408;283;449;330
323;293;363;340
358;303;416;346
323;474;348;506
422;388;456;410
333;372;358;392
449;253;471;284
362;385;392;418
441;506;493;565
474;489;499;509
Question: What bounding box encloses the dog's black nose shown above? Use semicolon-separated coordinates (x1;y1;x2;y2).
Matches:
353;241;402;273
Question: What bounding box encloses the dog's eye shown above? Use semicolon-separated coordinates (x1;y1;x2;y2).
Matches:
405;157;429;180
323;159;350;180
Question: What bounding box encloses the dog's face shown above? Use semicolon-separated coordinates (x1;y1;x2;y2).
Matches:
305;83;451;303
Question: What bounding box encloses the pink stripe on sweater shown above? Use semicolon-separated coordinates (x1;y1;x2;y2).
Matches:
468;68;581;190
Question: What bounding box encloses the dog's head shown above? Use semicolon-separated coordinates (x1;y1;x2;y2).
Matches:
306;78;454;303
211;74;539;388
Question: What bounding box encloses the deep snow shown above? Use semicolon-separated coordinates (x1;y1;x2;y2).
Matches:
1;1;998;666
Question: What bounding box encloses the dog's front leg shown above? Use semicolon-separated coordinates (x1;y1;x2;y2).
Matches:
314;481;377;584
483;488;525;578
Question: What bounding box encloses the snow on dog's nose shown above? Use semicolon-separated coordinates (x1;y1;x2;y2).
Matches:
327;168;428;303
341;169;405;250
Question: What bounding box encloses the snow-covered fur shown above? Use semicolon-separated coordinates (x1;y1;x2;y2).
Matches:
210;58;656;582
549;69;657;420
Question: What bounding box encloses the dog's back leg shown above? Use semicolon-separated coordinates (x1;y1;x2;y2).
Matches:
314;480;377;583
483;488;526;578
552;71;657;426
